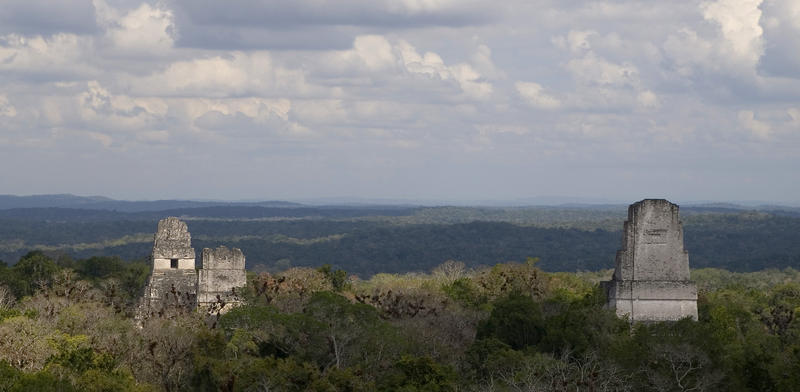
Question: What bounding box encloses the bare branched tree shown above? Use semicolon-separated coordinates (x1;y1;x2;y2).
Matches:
0;316;55;371
132;316;202;392
643;343;721;392
432;260;467;284
0;285;14;309
493;351;633;392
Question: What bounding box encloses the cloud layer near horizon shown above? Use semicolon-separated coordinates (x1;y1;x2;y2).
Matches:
1;0;798;202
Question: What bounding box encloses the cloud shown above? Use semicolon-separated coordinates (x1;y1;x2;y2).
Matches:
129;52;311;98
470;44;501;79
787;108;800;127
0;95;17;117
701;0;764;68
190;98;295;133
660;0;767;79
317;35;494;100
552;30;597;53
77;81;169;135
550;40;657;112
1;0;799;201
565;52;639;86
738;110;770;139
759;0;800;78
352;35;396;71
193;110;294;138
0;33;95;80
662;28;716;76
637;90;660;108
515;82;561;109
396;39;493;99
85;131;113;148
97;1;176;54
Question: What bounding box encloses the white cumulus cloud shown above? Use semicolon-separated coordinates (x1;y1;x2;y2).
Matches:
96;0;176;54
637;90;660;108
515;82;561;109
702;0;764;68
1;0;799;201
130;52;310;98
325;35;494;100
0;33;94;78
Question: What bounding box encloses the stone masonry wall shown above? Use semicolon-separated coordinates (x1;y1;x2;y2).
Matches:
140;218;248;318
151;217;195;270
138;217;199;319
603;199;698;322
197;246;247;310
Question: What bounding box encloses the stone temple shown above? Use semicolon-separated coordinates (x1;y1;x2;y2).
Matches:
138;217;247;318
601;199;698;322
197;245;247;309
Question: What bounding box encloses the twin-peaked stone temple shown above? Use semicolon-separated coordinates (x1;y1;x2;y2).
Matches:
137;217;246;319
602;199;698;322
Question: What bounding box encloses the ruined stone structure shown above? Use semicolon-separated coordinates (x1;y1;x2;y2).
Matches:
139;217;198;314
601;199;698;322
138;217;246;318
197;246;247;312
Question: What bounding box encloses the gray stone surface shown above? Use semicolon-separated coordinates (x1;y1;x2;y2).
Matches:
602;199;698;322
152;217;196;270
138;217;247;319
197;246;247;311
139;217;198;318
139;269;198;314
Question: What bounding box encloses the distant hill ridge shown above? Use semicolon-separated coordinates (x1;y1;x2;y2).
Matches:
1;194;799;217
0;194;303;212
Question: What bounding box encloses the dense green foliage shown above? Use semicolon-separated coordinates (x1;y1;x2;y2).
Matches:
1;251;800;391
1;206;799;276
0;251;149;301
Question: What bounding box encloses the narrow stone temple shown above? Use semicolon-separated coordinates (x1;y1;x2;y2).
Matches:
601;199;698;322
139;217;198;315
138;217;246;319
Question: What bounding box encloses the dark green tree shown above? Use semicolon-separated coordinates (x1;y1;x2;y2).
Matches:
476;293;545;350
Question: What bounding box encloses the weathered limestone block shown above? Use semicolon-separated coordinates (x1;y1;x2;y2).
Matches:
139;270;198;315
201;245;245;270
138;217;198;318
152;217;196;270
138;217;249;320
602;199;698;322
197;246;247;312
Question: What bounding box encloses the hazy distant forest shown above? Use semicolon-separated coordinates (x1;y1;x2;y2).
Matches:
1;196;800;391
1;196;799;275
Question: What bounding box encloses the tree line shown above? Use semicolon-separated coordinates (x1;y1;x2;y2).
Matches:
1;252;799;391
2;210;800;275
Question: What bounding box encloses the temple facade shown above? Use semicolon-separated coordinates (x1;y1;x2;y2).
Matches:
601;199;698;322
138;217;246;318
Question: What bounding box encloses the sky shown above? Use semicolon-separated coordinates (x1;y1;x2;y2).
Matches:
0;0;798;204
